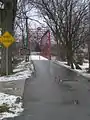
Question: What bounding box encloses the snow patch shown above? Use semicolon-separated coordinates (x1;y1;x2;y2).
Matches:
0;59;34;119
30;55;48;60
0;93;23;120
55;60;90;78
0;60;33;81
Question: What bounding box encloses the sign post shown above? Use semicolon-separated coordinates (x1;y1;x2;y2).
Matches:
6;48;8;76
25;17;29;62
0;31;15;76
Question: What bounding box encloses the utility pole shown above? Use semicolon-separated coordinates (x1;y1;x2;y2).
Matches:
26;17;28;48
25;16;29;62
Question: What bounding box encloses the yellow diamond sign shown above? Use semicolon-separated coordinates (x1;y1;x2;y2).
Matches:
0;32;15;48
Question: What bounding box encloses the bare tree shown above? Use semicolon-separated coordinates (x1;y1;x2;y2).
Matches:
15;0;44;48
29;0;89;69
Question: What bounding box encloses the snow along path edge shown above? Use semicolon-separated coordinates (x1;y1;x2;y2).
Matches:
0;93;23;120
53;60;90;80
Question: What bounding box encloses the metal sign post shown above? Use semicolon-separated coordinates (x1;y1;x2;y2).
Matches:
6;48;8;76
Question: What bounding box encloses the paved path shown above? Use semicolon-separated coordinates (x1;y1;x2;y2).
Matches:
10;60;90;120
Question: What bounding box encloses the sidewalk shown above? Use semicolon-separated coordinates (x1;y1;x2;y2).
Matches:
0;59;34;119
20;60;90;120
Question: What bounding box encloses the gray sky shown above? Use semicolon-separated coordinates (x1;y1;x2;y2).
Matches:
27;8;47;28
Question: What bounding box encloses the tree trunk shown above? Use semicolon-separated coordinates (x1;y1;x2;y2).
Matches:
66;41;74;69
66;49;74;68
56;38;60;60
70;53;74;69
88;51;90;72
1;1;16;75
66;50;70;65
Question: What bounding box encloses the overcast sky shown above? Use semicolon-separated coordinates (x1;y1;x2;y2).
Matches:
27;8;47;29
16;1;46;29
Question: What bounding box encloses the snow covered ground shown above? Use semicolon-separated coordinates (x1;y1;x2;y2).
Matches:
0;60;34;81
0;93;23;120
0;59;34;119
54;60;90;78
30;55;48;60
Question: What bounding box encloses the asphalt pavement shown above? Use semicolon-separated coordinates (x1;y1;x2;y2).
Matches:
8;60;90;120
